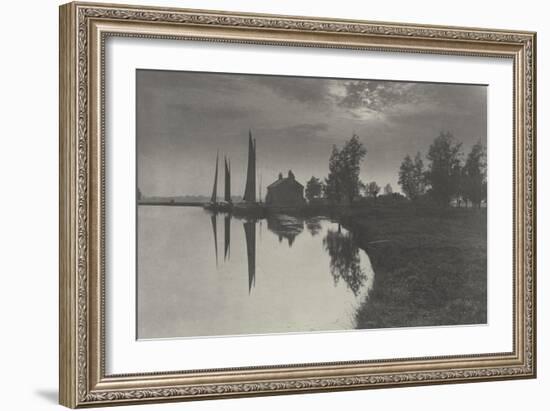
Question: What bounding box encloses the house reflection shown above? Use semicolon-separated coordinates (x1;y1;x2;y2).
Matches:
306;218;323;237
266;214;304;247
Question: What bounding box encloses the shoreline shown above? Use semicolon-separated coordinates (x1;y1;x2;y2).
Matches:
341;205;488;330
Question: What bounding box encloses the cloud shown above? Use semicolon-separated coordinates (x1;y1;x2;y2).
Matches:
167;101;257;120
251;76;332;106
334;80;487;126
271;123;329;138
338;81;416;112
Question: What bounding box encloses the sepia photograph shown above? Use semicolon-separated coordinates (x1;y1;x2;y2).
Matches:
136;69;488;340
56;3;537;406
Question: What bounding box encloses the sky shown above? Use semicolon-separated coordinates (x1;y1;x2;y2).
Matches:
136;69;487;197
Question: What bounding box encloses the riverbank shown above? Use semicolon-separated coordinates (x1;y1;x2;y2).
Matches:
341;204;487;329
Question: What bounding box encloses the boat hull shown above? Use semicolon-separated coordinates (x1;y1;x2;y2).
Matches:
204;202;233;212
232;202;266;219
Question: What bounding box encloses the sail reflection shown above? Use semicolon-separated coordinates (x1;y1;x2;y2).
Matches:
224;214;231;261
207;212;373;298
243;220;256;293
210;213;218;266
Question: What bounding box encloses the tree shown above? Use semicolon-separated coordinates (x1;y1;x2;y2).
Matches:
305;176;323;202
366;181;380;200
325;134;367;204
325;145;343;203
384;183;393;195
462;141;487;207
425;132;463;206
398;152;425;200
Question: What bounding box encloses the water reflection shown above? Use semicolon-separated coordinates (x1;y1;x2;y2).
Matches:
137;206;375;338
210;214;218;266
323;226;368;297
266;214;304;247
224;214;231;261
306;218;323;237
209;211;373;297
243;220;256;293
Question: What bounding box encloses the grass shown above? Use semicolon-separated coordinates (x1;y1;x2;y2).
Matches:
341;204;487;329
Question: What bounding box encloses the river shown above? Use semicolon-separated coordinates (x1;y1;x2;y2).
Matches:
137;206;375;339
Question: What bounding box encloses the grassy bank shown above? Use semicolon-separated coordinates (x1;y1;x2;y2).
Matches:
341;204;487;329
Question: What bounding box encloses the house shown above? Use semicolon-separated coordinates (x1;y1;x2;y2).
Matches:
265;170;305;207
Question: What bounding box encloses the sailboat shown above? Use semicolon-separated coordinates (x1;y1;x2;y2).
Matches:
243;130;256;203
220;156;232;211
204;151;233;211
204;151;220;210
234;130;265;217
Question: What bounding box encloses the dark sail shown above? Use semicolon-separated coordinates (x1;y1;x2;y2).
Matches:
243;131;256;203
259;173;262;203
224;157;231;203
243;220;256;293
210;151;219;204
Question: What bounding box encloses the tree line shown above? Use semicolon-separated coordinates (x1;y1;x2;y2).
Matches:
305;134;395;204
398;131;486;207
304;131;486;208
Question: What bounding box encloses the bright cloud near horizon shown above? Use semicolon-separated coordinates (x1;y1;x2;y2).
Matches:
136;70;487;197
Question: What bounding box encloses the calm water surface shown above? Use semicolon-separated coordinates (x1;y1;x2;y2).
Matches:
137;206;375;339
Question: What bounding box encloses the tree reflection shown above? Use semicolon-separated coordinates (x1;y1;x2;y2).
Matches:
323;226;367;296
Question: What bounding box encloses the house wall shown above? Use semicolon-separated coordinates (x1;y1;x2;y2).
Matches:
266;182;305;206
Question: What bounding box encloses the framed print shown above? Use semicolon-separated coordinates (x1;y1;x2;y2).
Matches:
59;2;537;408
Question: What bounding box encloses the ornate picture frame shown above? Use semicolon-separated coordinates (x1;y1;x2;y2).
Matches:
59;1;536;408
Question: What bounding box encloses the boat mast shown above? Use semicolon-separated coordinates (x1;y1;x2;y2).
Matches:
243;130;256;203
259;173;262;203
210;151;219;204
224;156;231;203
253;137;256;202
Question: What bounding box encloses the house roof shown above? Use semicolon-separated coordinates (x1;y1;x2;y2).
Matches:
267;177;303;190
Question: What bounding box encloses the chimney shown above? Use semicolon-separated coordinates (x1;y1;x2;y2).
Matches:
288;170;295;180
278;172;283;180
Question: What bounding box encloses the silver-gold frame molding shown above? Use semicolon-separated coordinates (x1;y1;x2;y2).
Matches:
59;2;537;408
